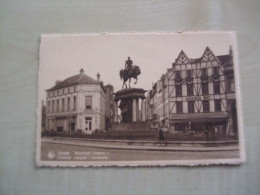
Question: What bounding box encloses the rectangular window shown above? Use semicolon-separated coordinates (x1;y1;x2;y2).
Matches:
203;100;210;112
201;68;207;77
175;71;181;79
215;99;221;112
62;98;65;112
56;99;59;113
73;96;77;111
213;67;219;75
85;96;92;109
187;84;193;96
62;89;64;95
52;100;54;113
67;97;70;111
227;77;235;92
74;87;76;92
47;101;50;113
176;102;183;113
187;70;192;78
202;83;209;95
188;101;194;113
176;85;182;97
213;81;220;94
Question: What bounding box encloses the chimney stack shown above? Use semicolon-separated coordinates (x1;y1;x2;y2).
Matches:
97;72;100;82
80;68;84;74
229;46;233;56
55;80;61;85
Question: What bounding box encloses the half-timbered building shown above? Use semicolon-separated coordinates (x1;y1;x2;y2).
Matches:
146;46;237;135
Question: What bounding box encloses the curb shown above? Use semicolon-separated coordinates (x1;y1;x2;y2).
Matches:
42;139;239;152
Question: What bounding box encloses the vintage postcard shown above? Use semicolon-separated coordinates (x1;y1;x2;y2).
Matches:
36;32;245;166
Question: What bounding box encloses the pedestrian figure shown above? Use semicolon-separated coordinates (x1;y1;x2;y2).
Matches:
205;128;209;141
159;128;164;143
184;125;188;133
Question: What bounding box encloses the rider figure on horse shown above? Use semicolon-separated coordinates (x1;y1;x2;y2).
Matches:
120;57;141;89
125;57;133;74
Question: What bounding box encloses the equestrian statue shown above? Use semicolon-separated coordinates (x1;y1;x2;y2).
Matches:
120;57;141;89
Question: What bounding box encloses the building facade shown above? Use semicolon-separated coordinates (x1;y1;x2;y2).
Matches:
145;47;237;135
45;69;111;134
103;84;115;129
143;78;169;129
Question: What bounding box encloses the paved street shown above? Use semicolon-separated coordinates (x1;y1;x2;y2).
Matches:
41;142;240;161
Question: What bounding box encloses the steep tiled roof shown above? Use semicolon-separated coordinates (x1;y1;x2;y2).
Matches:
187;55;230;65
216;55;230;65
46;72;98;91
173;47;232;66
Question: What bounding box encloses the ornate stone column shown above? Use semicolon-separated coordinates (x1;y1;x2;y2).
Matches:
114;88;147;123
132;98;137;122
114;101;118;123
141;99;146;122
136;98;139;121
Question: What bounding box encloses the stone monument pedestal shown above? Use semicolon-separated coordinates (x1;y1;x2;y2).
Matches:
114;88;146;124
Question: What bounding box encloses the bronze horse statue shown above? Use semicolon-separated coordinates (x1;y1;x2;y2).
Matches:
120;65;141;89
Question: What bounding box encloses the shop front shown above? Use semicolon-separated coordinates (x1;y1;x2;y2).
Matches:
55;115;77;134
169;112;228;134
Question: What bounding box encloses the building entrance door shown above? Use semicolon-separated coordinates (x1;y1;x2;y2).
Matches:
70;122;75;132
56;119;64;132
85;117;92;131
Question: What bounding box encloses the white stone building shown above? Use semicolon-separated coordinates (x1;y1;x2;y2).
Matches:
45;69;107;134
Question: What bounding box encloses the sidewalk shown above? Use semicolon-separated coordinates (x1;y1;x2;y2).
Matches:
42;137;239;152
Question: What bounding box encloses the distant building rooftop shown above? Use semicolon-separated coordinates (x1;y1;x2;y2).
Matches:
46;69;99;91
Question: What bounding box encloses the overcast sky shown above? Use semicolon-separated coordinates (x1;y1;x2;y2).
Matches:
38;32;236;102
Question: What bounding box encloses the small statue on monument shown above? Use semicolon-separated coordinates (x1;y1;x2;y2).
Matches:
125;57;133;72
120;57;141;89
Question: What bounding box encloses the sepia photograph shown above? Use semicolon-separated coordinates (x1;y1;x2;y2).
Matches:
36;32;245;166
